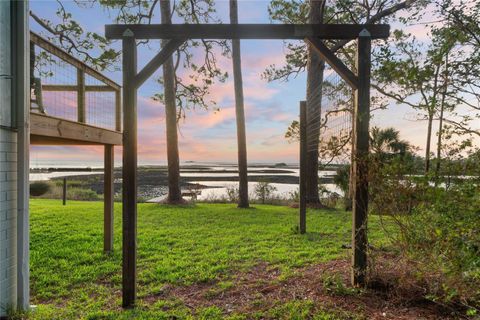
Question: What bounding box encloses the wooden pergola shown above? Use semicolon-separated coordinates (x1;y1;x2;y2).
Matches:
104;23;390;308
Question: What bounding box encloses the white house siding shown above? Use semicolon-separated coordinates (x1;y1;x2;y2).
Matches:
0;0;29;316
0;131;18;316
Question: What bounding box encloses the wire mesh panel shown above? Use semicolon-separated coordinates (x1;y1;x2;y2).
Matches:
85;74;116;131
30;33;121;132
32;46;78;122
306;66;353;165
319;69;353;164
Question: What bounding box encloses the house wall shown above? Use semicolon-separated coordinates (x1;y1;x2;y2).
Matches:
0;1;18;315
0;1;29;317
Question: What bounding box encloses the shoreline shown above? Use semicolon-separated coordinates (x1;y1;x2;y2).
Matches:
31;164;339;201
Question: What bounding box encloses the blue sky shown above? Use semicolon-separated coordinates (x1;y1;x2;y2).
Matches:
29;0;435;166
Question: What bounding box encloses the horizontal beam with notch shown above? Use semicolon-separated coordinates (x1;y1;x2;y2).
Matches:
105;24;389;40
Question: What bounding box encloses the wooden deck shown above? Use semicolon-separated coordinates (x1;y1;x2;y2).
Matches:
30;113;122;146
30;31;122;254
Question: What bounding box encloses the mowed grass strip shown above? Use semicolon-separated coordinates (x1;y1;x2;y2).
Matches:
28;200;390;319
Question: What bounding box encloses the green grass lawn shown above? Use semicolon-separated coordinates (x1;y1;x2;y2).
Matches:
24;199;392;320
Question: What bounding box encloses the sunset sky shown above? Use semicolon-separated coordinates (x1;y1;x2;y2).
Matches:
30;0;438;166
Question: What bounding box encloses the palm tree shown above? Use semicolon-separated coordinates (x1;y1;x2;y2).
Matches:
230;0;249;208
338;127;413;211
369;127;412;161
160;0;182;203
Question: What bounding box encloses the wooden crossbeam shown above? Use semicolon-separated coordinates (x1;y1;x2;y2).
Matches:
305;37;359;90
30;113;122;145
135;39;185;88
105;24;390;40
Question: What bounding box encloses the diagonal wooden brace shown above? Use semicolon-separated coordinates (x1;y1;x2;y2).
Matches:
305;36;359;90
134;39;185;88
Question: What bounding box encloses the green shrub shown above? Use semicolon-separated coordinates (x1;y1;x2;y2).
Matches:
30;181;51;197
67;188;100;201
254;181;277;204
370;158;480;310
225;186;239;203
400;182;480;307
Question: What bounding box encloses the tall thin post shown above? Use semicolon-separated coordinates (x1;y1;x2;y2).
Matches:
352;30;371;287
104;144;114;253
77;69;86;123
115;89;122;132
62;177;67;205
122;30;137;308
299;101;307;234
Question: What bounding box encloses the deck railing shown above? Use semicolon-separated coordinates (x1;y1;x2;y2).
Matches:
30;32;122;132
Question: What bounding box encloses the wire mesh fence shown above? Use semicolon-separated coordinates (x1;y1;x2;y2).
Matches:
30;32;121;132
32;46;78;121
85;74;117;131
306;66;353;165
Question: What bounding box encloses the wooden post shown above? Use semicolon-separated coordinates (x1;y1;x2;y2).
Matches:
77;68;86;123
351;30;371;287
115;89;121;132
299;101;307;234
104;144;114;253
122;29;137;308
62;177;67;206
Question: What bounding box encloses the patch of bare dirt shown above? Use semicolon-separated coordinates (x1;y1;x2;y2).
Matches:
145;257;464;319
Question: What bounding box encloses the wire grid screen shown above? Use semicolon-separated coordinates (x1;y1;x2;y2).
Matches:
307;67;353;164
33;46;78;121
32;45;117;131
85;74;116;131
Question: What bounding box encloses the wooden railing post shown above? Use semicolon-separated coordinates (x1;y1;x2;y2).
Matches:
352;30;371;287
77;68;86;123
299;101;307;234
104;144;114;253
115;89;122;132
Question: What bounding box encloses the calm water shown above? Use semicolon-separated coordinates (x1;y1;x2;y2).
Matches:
30;171;102;181
30;162;340;200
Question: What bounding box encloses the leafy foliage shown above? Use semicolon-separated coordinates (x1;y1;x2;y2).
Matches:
30;3;120;71
254;181;278;204
369;144;480;309
30;181;51;197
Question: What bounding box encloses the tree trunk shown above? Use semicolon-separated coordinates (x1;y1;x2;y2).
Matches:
305;0;326;205
434;102;445;180
230;0;249;208
435;55;449;180
425;112;433;174
160;0;182;203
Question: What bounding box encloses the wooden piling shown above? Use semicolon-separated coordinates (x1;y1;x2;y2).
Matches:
104;144;114;253
299;101;307;234
122;30;138;308
351;30;371;287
